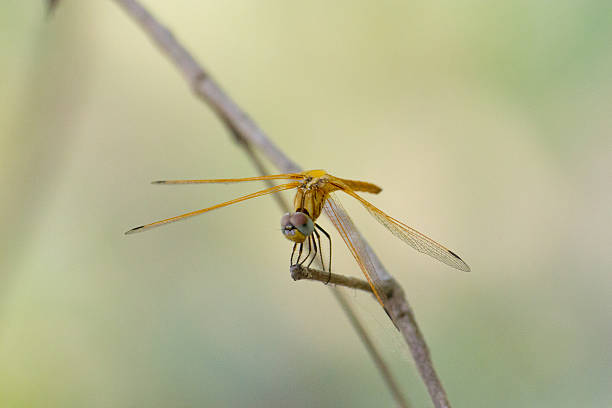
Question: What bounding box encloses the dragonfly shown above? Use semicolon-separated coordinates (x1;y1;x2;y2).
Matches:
126;169;470;305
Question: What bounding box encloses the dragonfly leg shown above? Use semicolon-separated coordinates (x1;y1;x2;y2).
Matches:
306;233;318;268
313;228;325;271
315;223;332;284
290;242;298;266
299;237;313;266
295;241;305;266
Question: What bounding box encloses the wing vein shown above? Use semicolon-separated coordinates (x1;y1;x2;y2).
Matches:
153;173;303;185
323;194;387;305
126;182;300;234
339;188;470;272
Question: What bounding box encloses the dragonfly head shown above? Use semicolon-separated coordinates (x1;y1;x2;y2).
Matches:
280;212;314;243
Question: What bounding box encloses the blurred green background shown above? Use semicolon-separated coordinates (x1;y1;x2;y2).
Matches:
1;1;610;407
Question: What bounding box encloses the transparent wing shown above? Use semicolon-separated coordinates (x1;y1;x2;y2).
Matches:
125;182;300;234
152;173;304;185
323;193;390;306
338;187;470;272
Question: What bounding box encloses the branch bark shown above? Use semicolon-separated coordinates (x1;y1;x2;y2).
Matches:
290;264;374;294
331;287;411;408
113;1;451;407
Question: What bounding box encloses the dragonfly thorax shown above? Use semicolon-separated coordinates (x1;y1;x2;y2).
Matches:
293;183;330;222
280;212;314;243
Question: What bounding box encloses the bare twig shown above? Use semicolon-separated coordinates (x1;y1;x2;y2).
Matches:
331;288;411;408
230;87;409;408
291;265;411;407
113;1;451;406
290;264;374;294
290;267;411;408
229;111;410;407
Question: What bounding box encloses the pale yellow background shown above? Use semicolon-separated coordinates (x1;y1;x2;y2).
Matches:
1;2;610;407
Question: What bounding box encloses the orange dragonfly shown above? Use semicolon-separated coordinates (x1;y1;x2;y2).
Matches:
126;169;470;305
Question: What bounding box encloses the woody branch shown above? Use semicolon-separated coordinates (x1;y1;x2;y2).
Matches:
111;1;451;407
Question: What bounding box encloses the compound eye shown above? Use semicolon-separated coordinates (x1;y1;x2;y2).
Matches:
280;213;291;228
291;212;314;237
290;212;308;227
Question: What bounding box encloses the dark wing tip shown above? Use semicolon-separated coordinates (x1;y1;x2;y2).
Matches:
125;225;144;235
448;249;461;259
151;180;165;184
448;250;471;272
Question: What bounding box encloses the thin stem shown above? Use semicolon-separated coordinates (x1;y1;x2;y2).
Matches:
290;264;373;294
332;289;411;408
113;1;451;406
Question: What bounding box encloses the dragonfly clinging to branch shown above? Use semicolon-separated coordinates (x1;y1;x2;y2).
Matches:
126;169;470;305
